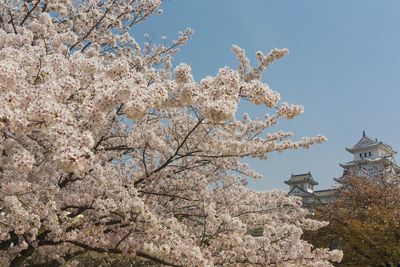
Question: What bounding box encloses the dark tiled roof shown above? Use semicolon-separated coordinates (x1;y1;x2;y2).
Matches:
284;172;318;186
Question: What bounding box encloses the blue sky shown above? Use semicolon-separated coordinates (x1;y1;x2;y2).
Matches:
133;0;400;191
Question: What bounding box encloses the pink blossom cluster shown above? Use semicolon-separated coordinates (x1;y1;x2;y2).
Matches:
0;0;341;266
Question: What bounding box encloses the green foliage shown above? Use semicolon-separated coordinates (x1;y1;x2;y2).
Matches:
304;176;400;266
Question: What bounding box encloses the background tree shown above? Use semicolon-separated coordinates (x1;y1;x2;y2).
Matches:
304;176;400;266
0;0;342;265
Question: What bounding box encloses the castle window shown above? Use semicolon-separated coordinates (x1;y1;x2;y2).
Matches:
369;152;372;156
364;152;367;157
360;153;362;158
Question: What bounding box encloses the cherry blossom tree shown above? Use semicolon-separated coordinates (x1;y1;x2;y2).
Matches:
0;0;342;265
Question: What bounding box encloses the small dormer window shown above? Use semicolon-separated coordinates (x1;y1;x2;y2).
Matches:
369;152;372;156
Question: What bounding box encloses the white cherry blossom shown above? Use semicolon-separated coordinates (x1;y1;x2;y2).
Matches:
0;0;341;266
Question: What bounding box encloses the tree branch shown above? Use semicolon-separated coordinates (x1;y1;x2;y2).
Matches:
20;0;41;26
134;118;204;186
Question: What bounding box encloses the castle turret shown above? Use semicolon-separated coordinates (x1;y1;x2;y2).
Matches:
285;172;336;205
285;172;318;195
337;131;400;180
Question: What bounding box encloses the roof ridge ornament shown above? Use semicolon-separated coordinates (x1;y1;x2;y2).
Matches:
363;130;366;137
